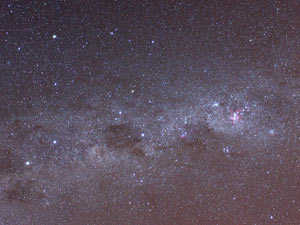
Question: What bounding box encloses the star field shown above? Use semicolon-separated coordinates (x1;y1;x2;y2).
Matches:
0;0;299;224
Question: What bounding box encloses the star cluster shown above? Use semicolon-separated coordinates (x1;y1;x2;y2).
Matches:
0;0;299;224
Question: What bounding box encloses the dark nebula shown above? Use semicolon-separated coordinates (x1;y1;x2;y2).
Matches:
0;0;299;224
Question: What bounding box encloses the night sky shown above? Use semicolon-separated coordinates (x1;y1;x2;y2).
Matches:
0;0;300;224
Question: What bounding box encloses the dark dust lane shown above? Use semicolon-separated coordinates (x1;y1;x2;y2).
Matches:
0;0;299;224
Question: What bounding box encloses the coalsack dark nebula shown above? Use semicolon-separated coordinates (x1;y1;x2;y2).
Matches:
0;0;299;224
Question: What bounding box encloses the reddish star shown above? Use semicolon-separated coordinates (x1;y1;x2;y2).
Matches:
229;109;242;124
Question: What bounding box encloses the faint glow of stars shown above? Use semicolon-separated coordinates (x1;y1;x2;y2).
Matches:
0;1;298;224
180;131;187;138
184;117;188;124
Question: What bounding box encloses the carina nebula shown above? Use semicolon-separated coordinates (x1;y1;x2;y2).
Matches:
0;0;299;224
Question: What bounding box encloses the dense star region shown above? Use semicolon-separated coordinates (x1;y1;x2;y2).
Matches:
0;0;299;224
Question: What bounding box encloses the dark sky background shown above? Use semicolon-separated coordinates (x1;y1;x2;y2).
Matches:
0;0;299;224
